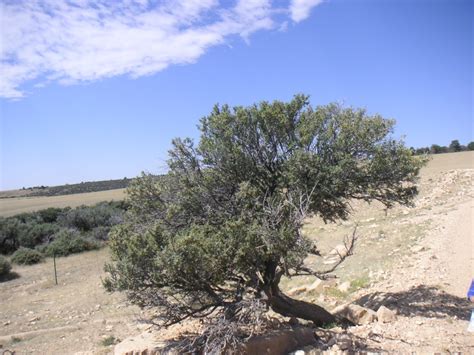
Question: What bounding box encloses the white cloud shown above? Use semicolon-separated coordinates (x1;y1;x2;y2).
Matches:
0;0;322;99
289;0;323;23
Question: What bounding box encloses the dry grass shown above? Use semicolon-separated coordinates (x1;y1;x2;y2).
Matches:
0;189;126;217
0;248;141;354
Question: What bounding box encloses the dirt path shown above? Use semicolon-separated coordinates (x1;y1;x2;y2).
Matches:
437;199;473;298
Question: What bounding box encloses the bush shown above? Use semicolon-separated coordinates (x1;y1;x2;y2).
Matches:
44;229;101;257
18;223;58;249
59;203;123;232
0;255;12;279
11;247;44;265
0;218;21;254
38;207;65;223
88;226;111;241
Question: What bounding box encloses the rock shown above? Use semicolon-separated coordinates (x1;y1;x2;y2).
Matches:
288;285;307;296
337;281;351;293
326;337;337;347
411;245;425;253
333;304;377;325
376;305;397;323
330;344;341;352
335;334;352;350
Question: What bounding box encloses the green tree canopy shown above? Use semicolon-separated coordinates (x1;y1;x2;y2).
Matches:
449;139;462;152
104;95;424;350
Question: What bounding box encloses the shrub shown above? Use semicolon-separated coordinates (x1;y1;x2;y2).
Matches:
18;223;58;249
0;218;21;254
0;255;12;279
38;207;65;223
88;226;111;241
11;247;44;265
44;229;101;257
59;203;123;232
100;335;119;346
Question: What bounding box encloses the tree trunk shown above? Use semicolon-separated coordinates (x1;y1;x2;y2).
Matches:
264;283;337;327
260;261;350;327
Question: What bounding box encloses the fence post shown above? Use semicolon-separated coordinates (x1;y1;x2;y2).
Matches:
53;253;58;285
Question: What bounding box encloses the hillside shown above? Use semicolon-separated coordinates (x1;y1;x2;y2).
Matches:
0;178;132;199
0;151;472;354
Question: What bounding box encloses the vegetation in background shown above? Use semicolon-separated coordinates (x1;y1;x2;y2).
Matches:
41;229;101;257
99;336;119;347
0;178;134;199
104;95;425;353
0;201;126;257
11;247;44;265
412;139;474;155
0;255;12;279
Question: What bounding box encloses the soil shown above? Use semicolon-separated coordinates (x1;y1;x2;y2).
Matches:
0;151;473;354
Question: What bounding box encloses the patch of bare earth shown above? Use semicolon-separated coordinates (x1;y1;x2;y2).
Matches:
0;249;145;354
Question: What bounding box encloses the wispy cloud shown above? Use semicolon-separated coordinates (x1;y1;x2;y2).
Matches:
290;0;323;22
0;0;322;99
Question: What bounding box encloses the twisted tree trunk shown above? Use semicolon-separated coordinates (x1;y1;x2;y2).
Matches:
261;260;346;327
263;281;337;326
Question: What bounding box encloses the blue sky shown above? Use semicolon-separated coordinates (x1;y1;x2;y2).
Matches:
0;0;472;190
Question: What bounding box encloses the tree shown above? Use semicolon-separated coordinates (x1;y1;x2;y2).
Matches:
467;142;474;151
430;144;442;154
104;95;424;350
449;140;462;152
415;147;429;155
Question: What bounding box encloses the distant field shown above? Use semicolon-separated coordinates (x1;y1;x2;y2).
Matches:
0;177;132;199
0;152;472;218
0;188;126;217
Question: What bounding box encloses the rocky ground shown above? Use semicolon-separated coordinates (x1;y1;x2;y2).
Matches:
291;152;474;353
0;151;472;354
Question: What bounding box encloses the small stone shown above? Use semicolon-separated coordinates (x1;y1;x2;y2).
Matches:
333;304;377;325
376;305;397;323
336;334;352;350
411;245;425;253
326;337;337;347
